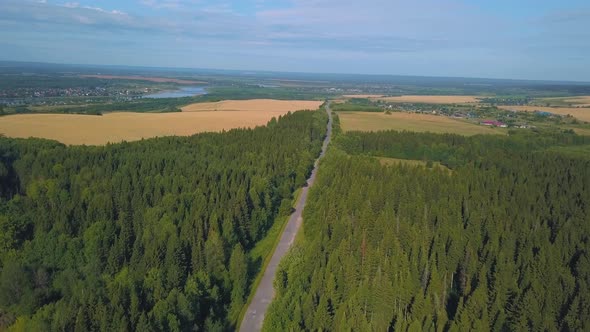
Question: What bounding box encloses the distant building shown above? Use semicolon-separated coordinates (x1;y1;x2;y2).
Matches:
481;120;508;128
534;111;556;117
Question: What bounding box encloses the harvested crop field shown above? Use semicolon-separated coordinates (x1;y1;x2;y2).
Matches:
540;96;590;107
498;106;590;122
338;112;504;135
0;99;322;145
80;75;206;84
0;110;304;145
375;95;482;104
573;127;590;136
563;96;590;107
181;99;322;112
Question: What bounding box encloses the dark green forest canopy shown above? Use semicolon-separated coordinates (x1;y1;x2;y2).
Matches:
0;109;327;331
264;129;590;331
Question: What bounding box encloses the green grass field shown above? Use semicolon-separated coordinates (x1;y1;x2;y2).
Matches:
573;127;590;136
338;111;505;135
331;103;382;112
546;144;590;159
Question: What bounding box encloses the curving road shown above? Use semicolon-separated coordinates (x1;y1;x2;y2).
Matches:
239;102;332;332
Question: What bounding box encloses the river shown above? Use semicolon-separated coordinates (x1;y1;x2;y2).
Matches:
143;86;207;99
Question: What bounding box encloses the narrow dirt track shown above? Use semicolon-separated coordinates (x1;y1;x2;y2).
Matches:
239;103;333;332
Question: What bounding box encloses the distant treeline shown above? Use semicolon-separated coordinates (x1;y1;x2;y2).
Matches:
1;86;329;116
0;110;327;331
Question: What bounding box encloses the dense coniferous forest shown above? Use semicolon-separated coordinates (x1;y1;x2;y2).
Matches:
264;126;590;331
0;110;327;331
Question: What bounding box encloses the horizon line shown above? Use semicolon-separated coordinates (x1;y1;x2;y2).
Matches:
1;59;589;85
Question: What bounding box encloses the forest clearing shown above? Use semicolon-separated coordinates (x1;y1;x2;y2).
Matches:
338;111;504;135
375;156;450;170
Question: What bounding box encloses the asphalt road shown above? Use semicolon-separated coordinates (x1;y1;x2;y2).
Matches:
239;103;333;332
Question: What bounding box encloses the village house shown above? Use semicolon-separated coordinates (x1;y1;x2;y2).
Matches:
480;120;508;128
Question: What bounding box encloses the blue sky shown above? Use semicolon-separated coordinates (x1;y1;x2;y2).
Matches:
0;0;589;81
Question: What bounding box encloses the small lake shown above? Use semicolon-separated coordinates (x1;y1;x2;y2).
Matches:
144;86;207;99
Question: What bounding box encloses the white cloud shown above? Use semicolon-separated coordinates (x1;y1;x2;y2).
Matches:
62;2;80;9
72;14;93;24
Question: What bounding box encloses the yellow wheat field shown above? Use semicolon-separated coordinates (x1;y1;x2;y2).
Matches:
498;106;590;122
541;96;590;107
181;99;322;112
0;99;323;145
